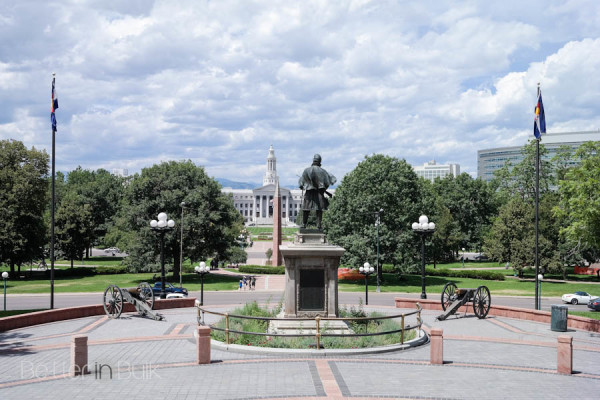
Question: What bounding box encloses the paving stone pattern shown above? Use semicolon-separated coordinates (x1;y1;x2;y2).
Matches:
1;305;599;399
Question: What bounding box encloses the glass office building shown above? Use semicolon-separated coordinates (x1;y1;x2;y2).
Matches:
477;131;600;182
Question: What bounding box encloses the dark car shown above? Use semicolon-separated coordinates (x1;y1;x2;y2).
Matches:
152;282;188;297
588;298;600;311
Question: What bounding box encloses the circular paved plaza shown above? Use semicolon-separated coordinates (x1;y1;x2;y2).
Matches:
1;303;599;399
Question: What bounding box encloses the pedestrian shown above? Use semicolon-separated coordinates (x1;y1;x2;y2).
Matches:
251;276;256;290
243;276;247;290
239;279;242;291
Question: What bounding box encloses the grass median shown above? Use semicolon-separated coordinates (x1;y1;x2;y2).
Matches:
338;273;600;297
2;272;240;294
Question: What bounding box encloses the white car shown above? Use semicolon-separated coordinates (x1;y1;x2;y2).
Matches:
561;291;598;305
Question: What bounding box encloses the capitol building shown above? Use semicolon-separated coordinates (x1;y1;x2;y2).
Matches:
221;145;322;226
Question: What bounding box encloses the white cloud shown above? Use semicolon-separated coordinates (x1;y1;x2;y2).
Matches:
0;0;599;183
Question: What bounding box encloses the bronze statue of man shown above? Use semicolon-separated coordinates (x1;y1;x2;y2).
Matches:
298;154;336;230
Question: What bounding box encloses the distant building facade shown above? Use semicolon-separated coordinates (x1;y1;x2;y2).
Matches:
111;168;129;177
413;160;460;182
221;145;333;225
477;130;600;182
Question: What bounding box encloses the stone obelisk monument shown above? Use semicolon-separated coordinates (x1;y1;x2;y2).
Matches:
272;179;283;266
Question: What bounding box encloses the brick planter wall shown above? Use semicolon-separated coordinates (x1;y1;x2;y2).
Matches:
0;297;196;332
394;297;600;333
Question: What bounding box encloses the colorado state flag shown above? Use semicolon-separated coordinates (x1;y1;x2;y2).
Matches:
533;91;545;139
51;75;58;132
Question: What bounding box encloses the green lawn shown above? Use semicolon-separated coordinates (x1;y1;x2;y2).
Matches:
570;311;600;320
338;273;600;297
1;257;126;273
2;272;240;294
247;227;298;235
427;261;502;269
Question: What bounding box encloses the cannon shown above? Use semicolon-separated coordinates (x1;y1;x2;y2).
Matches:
436;282;491;321
102;282;164;321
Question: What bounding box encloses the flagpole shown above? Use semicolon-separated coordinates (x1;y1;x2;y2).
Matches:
534;82;540;310
50;73;56;310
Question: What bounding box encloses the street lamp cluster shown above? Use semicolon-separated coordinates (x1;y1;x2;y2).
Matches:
359;262;375;305
412;215;435;299
195;262;210;306
150;212;175;299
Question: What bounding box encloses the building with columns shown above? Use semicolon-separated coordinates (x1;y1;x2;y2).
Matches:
222;145;325;226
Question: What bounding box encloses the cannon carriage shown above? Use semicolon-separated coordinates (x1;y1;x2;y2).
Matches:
102;282;164;321
436;282;491;321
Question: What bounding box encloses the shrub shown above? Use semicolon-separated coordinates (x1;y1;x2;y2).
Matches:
238;265;285;274
95;266;128;275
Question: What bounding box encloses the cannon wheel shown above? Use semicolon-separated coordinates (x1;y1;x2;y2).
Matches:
103;285;123;319
441;282;458;311
138;282;154;312
473;285;491;319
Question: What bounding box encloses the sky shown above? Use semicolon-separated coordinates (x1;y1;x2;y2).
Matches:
1;0;600;186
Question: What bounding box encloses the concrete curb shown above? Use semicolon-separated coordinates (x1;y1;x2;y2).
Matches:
394;297;600;332
206;329;428;356
0;297;197;331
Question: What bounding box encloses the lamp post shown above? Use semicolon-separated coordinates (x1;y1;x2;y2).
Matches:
180;202;186;288
150;212;175;299
462;247;466;268
374;209;383;293
359;262;375;305
195;262;210;306
2;272;8;311
537;273;543;310
412;215;435;299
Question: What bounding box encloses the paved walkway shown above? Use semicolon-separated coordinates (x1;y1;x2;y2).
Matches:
213;268;286;291
1;303;599;399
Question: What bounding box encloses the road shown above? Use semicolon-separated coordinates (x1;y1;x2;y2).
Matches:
4;289;591;313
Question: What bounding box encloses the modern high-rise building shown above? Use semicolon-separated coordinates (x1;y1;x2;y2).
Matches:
412;160;460;182
477;130;600;182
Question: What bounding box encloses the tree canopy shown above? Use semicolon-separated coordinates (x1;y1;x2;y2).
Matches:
115;160;243;277
0;140;48;274
555;141;600;262
323;154;423;275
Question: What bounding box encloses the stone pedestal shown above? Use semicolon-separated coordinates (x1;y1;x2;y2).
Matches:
279;230;345;318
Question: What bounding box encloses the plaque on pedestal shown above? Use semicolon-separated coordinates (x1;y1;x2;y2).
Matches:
279;232;345;318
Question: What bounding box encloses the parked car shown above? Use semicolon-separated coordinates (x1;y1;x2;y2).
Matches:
588;298;600;311
152;282;189;297
561;291;598;305
104;247;120;253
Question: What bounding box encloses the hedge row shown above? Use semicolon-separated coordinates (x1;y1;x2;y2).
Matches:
425;267;505;281
238;265;285;274
44;266;128;278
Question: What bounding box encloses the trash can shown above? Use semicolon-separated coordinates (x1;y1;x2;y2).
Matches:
551;304;568;332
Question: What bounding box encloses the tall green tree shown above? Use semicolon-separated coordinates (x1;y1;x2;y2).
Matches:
0;140;49;274
117;160;243;278
55;191;95;267
432;173;497;252
492;139;554;202
323;154;423;277
485;196;561;276
66;167;124;252
555;141;600;262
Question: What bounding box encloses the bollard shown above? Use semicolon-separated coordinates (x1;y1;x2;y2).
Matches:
430;328;443;365
557;335;573;375
197;325;211;364
70;335;89;376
